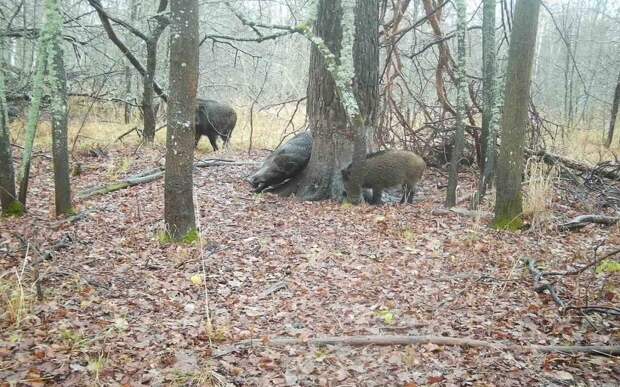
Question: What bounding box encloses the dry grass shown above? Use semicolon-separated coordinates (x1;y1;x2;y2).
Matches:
0;261;33;329
547;129;620;165
523;160;559;231
9;100;306;155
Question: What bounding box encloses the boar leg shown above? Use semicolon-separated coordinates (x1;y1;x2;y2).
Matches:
207;133;219;151
194;130;202;147
370;188;384;205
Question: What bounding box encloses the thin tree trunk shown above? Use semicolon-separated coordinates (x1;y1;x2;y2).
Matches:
18;3;53;207
164;0;198;240
124;66;132;124
0;39;21;215
475;0;497;207
605;72;620;148
446;0;466;207
494;0;541;229
48;39;72;215
143;40;157;143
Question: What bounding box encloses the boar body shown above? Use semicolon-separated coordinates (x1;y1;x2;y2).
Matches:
247;131;312;192
195;98;237;151
342;150;426;204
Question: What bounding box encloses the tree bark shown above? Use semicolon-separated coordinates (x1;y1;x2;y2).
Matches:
164;0;198;239
18;0;56;207
289;0;348;201
143;40;157;142
494;0;540;229
476;0;498;206
605;72;619;148
48;39;72;215
446;0;466;208
281;0;379;202
0;39;21;215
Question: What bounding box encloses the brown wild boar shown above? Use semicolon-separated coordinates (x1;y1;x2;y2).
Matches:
341;150;426;204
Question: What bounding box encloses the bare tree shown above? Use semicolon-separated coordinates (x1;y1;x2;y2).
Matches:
475;0;498;206
605;72;619;148
48;36;72;215
446;0;466;207
494;0;541;229
0;38;21;215
17;0;60;207
164;0;199;240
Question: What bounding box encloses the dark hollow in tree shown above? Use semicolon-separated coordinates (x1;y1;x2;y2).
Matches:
194;99;237;151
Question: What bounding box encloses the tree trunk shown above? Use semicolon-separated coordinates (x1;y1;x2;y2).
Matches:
0;39;21;215
476;0;497;206
605;72;620;148
124;65;132;124
348;0;379;203
143;40;157;143
164;0;198;240
48;39;72;215
446;0;466;207
288;0;348;201
282;0;379;202
494;0;540;229
18;0;55;207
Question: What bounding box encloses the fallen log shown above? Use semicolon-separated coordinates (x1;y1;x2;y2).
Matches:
78;159;258;199
558;214;619;231
216;335;620;356
526;149;620;181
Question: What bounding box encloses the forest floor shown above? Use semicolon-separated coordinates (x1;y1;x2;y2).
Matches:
1;145;619;386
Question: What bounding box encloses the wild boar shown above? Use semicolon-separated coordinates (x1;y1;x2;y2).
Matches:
247;131;312;192
341;149;426;204
195;98;237;151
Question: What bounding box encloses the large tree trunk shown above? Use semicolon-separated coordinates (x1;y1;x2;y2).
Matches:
446;0;466;208
605;72;620;148
49;40;72;215
282;0;379;202
494;0;540;229
0;39;21;215
164;0;198;240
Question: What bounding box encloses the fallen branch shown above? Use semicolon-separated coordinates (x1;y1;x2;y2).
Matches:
524;258;566;309
526;149;620;181
431;207;493;219
216;335;620;356
78;159;259;199
558;215;619;231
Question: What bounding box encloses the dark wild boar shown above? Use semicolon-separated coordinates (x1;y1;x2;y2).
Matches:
247;131;312;192
342;149;426;204
195;98;237;151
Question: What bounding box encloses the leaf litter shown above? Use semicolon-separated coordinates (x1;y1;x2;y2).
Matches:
0;146;618;386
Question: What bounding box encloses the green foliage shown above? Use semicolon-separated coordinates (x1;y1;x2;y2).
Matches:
374;309;395;325
158;228;200;245
596;260;620;274
2;200;25;217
